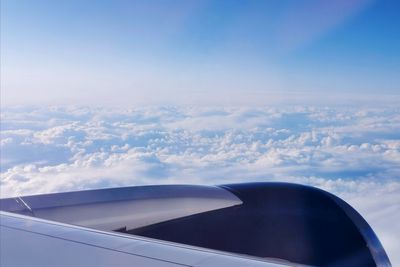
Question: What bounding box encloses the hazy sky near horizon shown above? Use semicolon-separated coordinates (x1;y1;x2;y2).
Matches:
1;0;400;106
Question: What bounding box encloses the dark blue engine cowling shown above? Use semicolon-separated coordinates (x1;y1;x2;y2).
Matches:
127;183;391;267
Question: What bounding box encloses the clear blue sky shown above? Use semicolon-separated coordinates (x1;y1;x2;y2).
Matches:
1;0;399;106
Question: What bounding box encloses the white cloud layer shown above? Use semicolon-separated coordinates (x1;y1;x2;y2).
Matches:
1;105;399;265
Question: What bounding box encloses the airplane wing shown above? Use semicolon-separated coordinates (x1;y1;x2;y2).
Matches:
0;183;392;266
1;211;284;267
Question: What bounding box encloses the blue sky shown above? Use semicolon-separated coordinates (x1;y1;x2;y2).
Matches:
1;0;399;106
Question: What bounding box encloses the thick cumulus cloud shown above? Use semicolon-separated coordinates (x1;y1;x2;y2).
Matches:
1;105;399;264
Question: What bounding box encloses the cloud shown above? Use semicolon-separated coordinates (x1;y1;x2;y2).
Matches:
1;105;399;265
